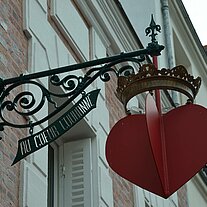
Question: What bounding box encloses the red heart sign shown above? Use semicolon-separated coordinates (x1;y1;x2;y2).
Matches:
106;94;207;198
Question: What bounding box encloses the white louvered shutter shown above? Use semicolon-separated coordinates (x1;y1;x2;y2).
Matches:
63;138;92;207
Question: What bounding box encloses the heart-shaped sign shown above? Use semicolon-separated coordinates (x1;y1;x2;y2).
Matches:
106;94;207;198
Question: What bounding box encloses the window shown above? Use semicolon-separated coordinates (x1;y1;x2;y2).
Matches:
48;138;94;207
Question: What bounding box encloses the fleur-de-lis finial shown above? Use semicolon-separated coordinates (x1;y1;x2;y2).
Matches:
145;14;161;43
145;15;164;56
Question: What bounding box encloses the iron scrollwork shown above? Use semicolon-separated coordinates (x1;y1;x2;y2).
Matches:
0;55;153;134
0;15;165;137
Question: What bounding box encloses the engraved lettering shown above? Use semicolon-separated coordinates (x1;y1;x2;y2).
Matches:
34;131;49;148
79;96;92;112
47;126;60;140
20;140;31;156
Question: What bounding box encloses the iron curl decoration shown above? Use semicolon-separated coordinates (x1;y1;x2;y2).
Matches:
3;91;36;114
0;80;58;131
85;56;145;83
97;66;118;82
50;74;86;97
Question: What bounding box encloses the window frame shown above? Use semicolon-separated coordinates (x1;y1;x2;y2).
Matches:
48;143;59;207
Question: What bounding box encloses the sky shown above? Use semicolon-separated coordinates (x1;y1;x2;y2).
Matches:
182;0;207;45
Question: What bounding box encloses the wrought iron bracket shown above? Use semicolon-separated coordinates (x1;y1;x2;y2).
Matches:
0;16;165;137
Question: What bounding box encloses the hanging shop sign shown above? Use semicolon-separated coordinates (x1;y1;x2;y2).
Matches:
0;16;164;165
12;89;100;165
0;24;164;166
0;30;164;166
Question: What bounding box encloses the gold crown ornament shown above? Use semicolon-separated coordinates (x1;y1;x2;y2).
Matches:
116;64;201;113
